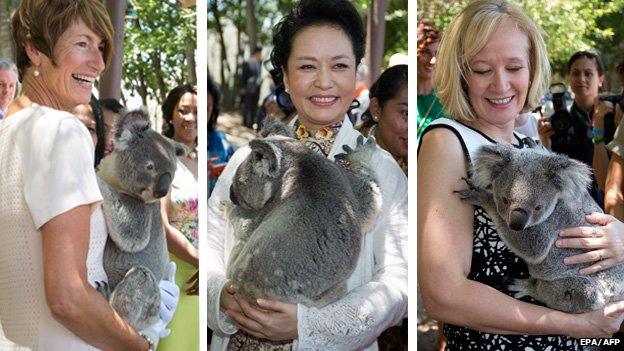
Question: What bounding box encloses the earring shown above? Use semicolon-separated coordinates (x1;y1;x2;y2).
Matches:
33;68;40;77
372;115;379;122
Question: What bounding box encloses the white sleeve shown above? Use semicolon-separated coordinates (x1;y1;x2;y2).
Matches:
21;114;102;229
206;147;250;335
296;156;408;350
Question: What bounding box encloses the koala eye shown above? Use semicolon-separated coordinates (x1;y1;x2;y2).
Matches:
502;197;509;205
534;205;542;211
146;163;155;171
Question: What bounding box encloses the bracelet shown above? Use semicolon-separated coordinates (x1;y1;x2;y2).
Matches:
139;333;155;351
592;128;605;137
592;136;606;144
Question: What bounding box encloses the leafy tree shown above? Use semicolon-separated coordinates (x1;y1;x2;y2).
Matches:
123;0;196;106
417;0;621;78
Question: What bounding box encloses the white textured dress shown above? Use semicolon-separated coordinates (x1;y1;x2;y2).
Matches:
206;117;408;350
0;105;108;351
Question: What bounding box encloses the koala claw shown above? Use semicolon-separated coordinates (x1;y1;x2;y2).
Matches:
508;279;532;299
95;281;110;300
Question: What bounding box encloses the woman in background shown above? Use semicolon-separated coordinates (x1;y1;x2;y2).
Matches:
158;84;199;351
360;64;408;175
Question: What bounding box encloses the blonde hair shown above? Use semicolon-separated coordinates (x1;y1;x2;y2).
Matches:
12;0;114;80
434;0;550;122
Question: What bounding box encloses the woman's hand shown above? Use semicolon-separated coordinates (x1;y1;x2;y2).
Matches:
185;270;199;295
220;284;242;313
227;297;298;341
537;117;554;149
556;213;624;274
593;100;615;130
569;300;624;338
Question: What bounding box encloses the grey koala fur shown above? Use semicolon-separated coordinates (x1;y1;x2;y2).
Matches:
96;110;186;330
226;118;382;308
456;143;624;313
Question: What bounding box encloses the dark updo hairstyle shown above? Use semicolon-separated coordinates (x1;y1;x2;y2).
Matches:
269;0;365;89
161;84;197;138
417;22;441;56
207;77;221;131
90;95;105;168
361;64;408;129
567;51;604;76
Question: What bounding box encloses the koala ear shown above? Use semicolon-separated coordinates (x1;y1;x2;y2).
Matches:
248;139;281;176
471;144;513;189
546;154;592;200
173;142;187;157
115;110;151;151
259;117;295;138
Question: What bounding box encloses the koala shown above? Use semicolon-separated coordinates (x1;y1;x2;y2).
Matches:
456;143;624;313
226;118;382;308
96;110;186;330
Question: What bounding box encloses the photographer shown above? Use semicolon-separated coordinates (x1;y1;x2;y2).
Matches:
538;51;616;206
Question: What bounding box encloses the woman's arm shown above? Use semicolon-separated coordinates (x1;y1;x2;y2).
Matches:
160;193;199;268
418;128;624;338
42;205;150;351
592;100;614;191
605;154;624;220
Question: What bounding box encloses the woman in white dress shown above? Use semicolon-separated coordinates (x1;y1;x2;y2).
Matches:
206;0;407;350
0;1;178;350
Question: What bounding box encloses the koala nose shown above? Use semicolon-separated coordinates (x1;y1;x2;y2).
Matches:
154;172;172;198
230;185;240;206
509;208;529;231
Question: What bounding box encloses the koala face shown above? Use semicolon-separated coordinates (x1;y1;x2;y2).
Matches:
230;139;285;210
472;144;591;231
98;110;187;203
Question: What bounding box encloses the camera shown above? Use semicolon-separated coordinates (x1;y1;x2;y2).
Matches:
547;83;574;133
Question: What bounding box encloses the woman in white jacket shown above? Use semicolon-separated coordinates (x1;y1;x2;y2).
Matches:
206;0;407;349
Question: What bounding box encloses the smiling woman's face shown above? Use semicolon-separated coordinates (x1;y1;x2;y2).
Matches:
36;20;106;111
283;25;357;131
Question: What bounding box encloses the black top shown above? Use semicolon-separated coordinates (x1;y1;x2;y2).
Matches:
550;101;616;207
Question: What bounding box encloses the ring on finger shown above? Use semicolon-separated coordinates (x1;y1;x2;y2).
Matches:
598;250;604;260
591;226;598;237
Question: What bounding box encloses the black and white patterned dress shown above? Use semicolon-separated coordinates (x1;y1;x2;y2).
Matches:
422;119;581;351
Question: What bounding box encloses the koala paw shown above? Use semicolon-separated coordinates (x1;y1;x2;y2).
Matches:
508;279;532;299
335;136;376;168
95;281;110;300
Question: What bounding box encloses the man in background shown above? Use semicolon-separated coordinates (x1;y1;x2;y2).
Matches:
240;47;263;129
0;59;18;120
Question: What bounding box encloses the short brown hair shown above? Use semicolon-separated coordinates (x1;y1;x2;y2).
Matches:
12;0;114;80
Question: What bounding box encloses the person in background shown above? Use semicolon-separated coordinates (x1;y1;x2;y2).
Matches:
240;46;263;129
360;64;408;175
208;77;234;195
417;22;446;140
538;51;616;206
158;84;199;351
0;59;18;119
72;95;105;167
0;0;178;349
98;97;123;156
419;1;624;350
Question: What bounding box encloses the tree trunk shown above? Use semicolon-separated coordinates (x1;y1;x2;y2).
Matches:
210;1;233;108
185;40;197;85
366;0;387;86
99;0;126;100
150;51;167;104
245;0;257;53
0;1;18;61
136;54;148;107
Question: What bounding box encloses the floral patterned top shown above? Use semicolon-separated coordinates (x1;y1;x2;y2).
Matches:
170;158;199;249
293;118;342;155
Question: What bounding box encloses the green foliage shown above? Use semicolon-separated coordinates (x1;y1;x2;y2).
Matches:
123;0;196;105
417;0;621;80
